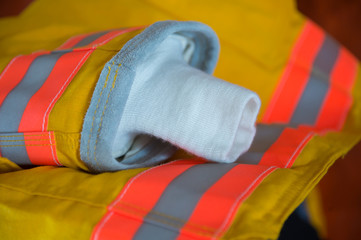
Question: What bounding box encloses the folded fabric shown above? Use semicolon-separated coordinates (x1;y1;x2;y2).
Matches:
0;20;260;172
114;34;260;167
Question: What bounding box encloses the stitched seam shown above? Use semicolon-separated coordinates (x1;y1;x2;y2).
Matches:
57;28;143;52
114;200;217;233
88;34;134;164
141;0;272;69
336;97;354;131
93;160;205;239
60;28;127;50
93;162;166;240
93;65;120;166
56;34;88;50
110;167;277;238
0;134;49;138
0;144;55;147
41;50;93;131
86;62;114;165
118;202;215;232
262;22;309;122
48;131;61;166
284;132;314;168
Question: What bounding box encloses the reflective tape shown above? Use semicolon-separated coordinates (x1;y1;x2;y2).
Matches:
133;163;237;239
92;160;276;239
262;21;324;124
237;124;313;168
91;20;359;240
237;124;284;164
57;31;110;50
57;27;144;50
291;36;340;125
72;31;110;48
179;165;276;239
92;159;205;240
0;52;45;107
0;133;31;165
0;132;59;165
78;27;144;49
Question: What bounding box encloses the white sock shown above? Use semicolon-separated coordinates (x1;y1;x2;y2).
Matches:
113;34;261;163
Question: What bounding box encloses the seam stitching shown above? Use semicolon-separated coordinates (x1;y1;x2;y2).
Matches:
41;50;93;131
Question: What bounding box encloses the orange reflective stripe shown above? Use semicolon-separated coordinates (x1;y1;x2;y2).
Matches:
75;27;144;50
259;127;313;168
24;131;60;165
18;50;93;132
0;52;46;107
92;159;205;240
262;21;324;123
315;48;358;131
178;165;276;239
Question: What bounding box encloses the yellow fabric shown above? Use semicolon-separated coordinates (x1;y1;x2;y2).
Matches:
0;0;360;240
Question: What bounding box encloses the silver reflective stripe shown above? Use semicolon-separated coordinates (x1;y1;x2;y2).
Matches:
237;37;340;164
291;36;339;125
120;137;176;166
0;51;70;132
133;163;237;240
0;133;31;165
237;124;285;164
72;31;109;48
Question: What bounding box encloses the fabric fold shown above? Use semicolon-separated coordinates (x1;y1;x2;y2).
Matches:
80;20;261;171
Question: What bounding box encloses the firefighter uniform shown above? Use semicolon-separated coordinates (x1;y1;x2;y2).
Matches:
0;0;360;239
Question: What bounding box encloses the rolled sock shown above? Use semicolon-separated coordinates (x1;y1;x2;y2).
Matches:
114;34;261;163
